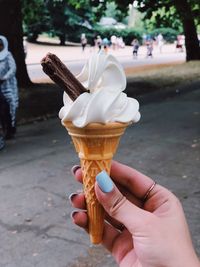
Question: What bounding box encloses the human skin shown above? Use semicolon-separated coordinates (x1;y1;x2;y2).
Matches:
69;161;200;267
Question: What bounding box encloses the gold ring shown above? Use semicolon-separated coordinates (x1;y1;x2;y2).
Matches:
143;181;156;202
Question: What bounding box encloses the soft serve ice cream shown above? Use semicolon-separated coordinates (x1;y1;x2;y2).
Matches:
41;51;141;244
59;52;140;127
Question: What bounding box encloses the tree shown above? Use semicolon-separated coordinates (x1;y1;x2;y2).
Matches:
45;0;108;44
0;0;108;87
0;0;31;86
104;1;122;21
143;6;183;32
22;0;49;42
115;0;200;61
45;0;89;44
22;0;100;44
172;0;200;60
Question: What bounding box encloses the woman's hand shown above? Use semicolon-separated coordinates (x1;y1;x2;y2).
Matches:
69;161;200;267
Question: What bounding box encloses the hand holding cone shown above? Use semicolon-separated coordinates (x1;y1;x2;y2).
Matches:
41;54;129;244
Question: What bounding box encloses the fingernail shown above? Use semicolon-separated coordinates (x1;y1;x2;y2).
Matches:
71;165;81;175
96;170;114;193
68;193;78;203
70;210;78;220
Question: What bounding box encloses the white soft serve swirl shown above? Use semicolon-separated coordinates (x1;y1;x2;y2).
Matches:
59;51;141;127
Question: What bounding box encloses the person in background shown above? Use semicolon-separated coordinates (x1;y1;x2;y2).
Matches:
0;90;12;150
102;37;110;53
111;35;117;50
80;33;87;52
23;36;28;58
117;37;125;49
96;36;102;51
176;35;185;52
0;133;4;150
146;38;154;58
0;35;18;139
157;33;164;53
70;161;200;267
131;38;140;59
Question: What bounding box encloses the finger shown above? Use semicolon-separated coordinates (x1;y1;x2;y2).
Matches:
116;182;143;208
110;160;156;199
71;210;88;230
71;165;82;183
102;222;134;265
111;161;174;212
105;213;126;231
144;185;176;213
69;192;86;209
101;221;120;251
69;192;126;231
71;206;134;265
71;165;142;208
95;171;149;233
71;164;146;207
71;208;124;239
109;229;134;265
71;209;133;264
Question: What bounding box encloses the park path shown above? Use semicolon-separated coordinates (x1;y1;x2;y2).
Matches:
0;84;199;267
25;39;185;81
25;38;185;65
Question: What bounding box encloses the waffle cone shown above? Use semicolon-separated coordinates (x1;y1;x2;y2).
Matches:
64;121;129;244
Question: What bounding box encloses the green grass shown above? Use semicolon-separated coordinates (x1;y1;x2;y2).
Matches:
18;61;200;124
126;61;200;96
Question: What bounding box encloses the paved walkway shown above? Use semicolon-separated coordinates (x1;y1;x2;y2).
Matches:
0;37;198;266
26;39;186;82
0;86;199;267
25;40;185;65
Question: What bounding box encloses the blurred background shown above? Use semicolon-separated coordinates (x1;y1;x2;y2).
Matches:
0;1;199;267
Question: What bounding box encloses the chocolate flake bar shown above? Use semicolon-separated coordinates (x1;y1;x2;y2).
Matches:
41;53;88;101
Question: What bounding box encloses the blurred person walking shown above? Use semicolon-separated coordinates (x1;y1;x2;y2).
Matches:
111;35;117;50
117;37;125;49
146;38;153;58
131;38;140;58
96;36;102;51
176;35;185;52
157;33;164;53
80;33;87;52
0;35;18;140
102;37;110;53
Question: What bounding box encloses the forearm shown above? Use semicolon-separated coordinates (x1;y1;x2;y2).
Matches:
167;249;200;267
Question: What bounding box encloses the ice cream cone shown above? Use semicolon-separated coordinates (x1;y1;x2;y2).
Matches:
64;121;129;244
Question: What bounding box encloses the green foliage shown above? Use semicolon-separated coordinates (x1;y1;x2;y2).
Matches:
21;0;108;44
21;0;49;41
128;7;145;30
104;2;122;21
45;0;83;41
150;28;179;43
22;0;197;46
143;5;183;32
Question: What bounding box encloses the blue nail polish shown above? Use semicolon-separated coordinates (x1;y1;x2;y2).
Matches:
96;170;114;193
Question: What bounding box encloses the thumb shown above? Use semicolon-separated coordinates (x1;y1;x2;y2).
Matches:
95;171;147;232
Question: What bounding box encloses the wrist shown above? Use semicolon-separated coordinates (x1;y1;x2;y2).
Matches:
170;252;200;267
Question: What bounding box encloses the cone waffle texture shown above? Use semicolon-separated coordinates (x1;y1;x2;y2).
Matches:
64;121;129;244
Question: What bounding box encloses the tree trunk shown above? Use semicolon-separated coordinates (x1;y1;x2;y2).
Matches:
0;0;32;86
174;0;200;61
59;34;66;46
